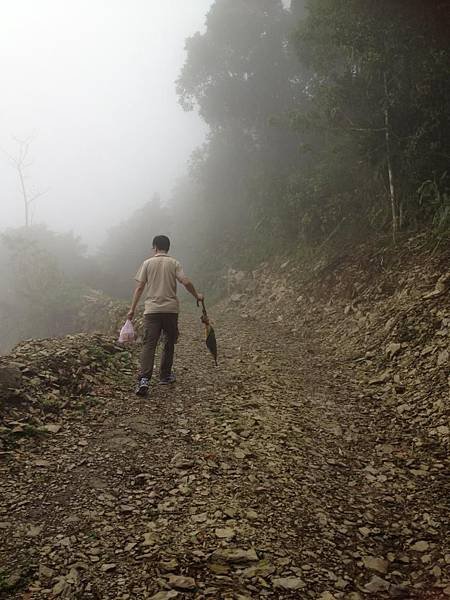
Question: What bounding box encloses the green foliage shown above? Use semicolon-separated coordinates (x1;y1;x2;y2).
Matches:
177;0;298;127
1;424;48;451
418;176;450;237
0;568;30;596
0;226;91;352
172;0;450;280
175;0;305;277
292;0;450;233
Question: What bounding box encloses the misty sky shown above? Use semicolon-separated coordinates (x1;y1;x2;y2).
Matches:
0;0;213;247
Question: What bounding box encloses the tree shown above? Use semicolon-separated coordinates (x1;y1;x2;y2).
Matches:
172;0;450;280
0;227;88;352
292;0;450;241
6;137;46;227
177;0;304;263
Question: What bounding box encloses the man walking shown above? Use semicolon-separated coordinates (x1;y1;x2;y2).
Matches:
127;235;203;396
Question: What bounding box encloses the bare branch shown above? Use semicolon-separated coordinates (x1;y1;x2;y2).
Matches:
5;136;43;227
28;189;49;205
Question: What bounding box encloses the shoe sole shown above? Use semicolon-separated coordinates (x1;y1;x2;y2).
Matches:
159;380;176;385
136;386;149;397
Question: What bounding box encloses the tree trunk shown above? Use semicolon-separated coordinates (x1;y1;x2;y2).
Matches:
383;72;398;243
18;167;30;227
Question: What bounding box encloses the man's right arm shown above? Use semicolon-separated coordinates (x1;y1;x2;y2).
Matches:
128;262;147;320
176;264;203;302
127;281;146;320
183;279;204;303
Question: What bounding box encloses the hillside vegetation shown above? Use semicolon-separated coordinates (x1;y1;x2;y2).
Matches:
1;1;449;352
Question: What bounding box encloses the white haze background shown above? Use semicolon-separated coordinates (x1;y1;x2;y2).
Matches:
0;0;213;247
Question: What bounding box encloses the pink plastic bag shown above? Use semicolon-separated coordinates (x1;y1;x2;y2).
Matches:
118;319;135;344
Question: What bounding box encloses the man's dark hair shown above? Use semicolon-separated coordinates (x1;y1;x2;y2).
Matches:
152;235;170;252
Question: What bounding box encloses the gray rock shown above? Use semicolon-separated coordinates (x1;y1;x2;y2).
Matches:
0;365;23;397
272;577;306;590
167;575;196;590
364;575;390;593
211;548;259;564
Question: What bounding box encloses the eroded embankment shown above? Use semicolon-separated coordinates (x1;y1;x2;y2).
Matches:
227;241;449;454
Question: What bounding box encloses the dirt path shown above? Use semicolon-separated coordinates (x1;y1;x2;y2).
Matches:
0;313;448;599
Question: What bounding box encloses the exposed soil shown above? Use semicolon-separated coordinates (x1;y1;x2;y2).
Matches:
1;304;448;600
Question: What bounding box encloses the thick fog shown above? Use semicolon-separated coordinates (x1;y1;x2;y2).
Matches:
0;0;212;247
2;0;447;355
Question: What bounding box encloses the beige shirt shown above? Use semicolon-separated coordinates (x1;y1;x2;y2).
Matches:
135;254;187;314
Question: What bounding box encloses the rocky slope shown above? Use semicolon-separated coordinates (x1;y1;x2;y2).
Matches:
226;238;449;452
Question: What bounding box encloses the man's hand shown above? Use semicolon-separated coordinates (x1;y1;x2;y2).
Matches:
127;310;134;321
183;280;204;303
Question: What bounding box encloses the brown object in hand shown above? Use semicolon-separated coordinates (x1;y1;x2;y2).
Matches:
198;300;218;366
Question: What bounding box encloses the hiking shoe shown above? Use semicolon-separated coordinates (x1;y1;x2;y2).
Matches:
135;377;150;396
159;373;176;385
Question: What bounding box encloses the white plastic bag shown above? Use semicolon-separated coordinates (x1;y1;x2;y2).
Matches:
118;319;135;344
